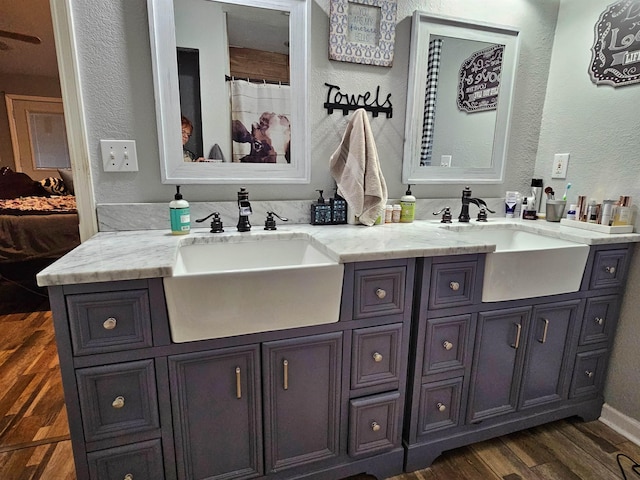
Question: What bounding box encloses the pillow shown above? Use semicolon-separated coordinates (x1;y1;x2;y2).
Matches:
0;169;46;199
39;177;70;196
58;169;75;195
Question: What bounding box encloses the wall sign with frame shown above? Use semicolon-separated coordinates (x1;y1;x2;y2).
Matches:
329;0;397;67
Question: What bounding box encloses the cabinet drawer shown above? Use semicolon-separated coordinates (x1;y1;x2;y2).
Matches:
348;391;400;458
67;289;153;355
353;266;406;319
77;360;160;443
429;260;479;310
589;248;630;290
417;377;463;435
423;315;471;378
580;296;619;346
87;439;164;480
351;324;402;390
570;349;608;399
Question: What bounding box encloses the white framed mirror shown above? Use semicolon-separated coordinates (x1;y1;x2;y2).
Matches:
147;0;310;184
402;12;520;184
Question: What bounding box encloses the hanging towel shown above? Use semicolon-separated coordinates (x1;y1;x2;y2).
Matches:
329;108;388;226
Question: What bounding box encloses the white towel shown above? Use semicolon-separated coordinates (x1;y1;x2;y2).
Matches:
329;109;388;226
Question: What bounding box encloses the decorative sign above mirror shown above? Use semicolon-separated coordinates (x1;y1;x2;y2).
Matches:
147;0;310;184
402;12;520;184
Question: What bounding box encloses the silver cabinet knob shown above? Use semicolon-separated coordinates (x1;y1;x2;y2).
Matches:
124;475;133;480
605;266;616;274
372;352;383;363
443;341;453;351
112;396;125;409
371;421;381;432
436;402;447;412
585;370;594;378
375;288;387;299
595;317;604;325
449;281;460;291
103;317;117;330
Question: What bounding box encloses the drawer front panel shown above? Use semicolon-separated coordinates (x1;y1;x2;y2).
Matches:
429;261;478;310
354;266;406;319
348;391;401;458
580;296;619;346
351;323;402;390
67;289;153;355
87;439;164;480
418;377;463;435
423;315;471;378
77;360;160;443
570;349;608;399
589;249;629;290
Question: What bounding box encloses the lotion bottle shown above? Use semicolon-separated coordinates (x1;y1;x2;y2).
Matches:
170;185;190;235
400;185;416;223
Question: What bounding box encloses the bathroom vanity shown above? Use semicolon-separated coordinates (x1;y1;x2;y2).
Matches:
38;221;637;480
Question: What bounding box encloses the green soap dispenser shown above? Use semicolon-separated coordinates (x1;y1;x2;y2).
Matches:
400;185;416;223
170;186;190;235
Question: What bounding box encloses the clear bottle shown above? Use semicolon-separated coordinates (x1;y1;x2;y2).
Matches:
170;186;190;235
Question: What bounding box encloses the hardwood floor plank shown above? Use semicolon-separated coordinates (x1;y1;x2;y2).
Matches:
531;461;582;480
442;445;503;479
501;427;558;468
33;441;75;480
469;437;543;480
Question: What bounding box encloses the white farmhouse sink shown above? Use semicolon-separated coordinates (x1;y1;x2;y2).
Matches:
163;234;344;342
447;227;590;302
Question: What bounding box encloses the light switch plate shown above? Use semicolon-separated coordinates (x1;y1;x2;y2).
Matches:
551;153;569;179
441;155;452;167
101;140;138;172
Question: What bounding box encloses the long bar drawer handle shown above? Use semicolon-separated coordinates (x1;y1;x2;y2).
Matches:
103;317;117;330
283;360;289;390
605;266;616;274
236;367;242;399
511;323;522;349
372;352;383;362
595;317;604;325
538;318;549;344
112;396;125;409
443;341;453;351
375;288;387;299
449;281;460;291
436;402;447;412
124;475;133;480
585;370;594;378
371;421;381;432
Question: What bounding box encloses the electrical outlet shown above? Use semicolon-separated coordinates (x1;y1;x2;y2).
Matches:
441;155;452;167
551;153;569;179
101;140;138;172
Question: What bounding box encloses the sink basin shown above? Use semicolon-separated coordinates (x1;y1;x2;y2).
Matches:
163;235;344;342
447;226;590;302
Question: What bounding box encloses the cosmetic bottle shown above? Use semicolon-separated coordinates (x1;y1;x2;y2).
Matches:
170;186;190;235
531;179;543;213
566;204;577;221
330;191;347;224
400;185;416;223
612;196;633;226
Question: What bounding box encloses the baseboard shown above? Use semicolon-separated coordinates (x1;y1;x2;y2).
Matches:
599;403;640;446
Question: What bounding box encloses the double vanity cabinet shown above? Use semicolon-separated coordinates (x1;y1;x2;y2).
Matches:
41;226;635;480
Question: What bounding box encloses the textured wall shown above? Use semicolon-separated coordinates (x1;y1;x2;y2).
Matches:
70;0;559;203
534;0;640;421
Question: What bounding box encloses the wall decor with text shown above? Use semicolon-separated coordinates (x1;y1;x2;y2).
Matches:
328;0;397;67
457;44;503;113
590;0;640;87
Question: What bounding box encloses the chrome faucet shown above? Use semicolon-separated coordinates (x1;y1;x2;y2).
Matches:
458;186;495;222
237;187;252;232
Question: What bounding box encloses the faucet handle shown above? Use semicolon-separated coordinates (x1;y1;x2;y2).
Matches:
196;212;224;233
264;211;289;231
476;208;488;222
433;207;453;223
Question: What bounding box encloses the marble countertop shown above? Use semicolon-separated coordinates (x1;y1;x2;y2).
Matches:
36;218;640;287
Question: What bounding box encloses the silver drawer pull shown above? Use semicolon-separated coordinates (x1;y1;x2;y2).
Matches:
511;323;522;349
103;317;117;330
538;318;549;344
124;475;133;480
605;266;616;274
236;367;242;399
585;370;594;378
375;288;387;299
595;317;604;325
112;396;125;409
283;360;289;390
449;281;460;291
436;402;447;412
371;421;381;432
372;352;383;362
443;341;453;351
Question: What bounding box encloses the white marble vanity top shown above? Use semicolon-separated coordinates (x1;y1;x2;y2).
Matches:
36;218;640;287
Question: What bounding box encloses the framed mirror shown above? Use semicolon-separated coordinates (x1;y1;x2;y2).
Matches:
147;0;310;184
402;12;520;184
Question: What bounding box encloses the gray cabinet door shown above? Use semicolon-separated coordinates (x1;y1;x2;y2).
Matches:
263;332;343;473
468;307;530;423
520;300;580;409
169;345;262;480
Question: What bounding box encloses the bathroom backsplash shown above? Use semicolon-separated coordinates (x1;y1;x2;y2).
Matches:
96;198;506;231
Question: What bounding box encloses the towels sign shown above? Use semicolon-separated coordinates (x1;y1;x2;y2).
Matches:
323;82;393;118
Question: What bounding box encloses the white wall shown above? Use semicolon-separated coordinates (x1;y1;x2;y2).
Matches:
534;0;640;421
69;0;559;203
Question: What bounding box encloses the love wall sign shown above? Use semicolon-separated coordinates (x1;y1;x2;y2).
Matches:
590;0;640;87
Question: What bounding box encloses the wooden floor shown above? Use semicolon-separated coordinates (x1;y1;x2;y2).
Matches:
1;276;639;480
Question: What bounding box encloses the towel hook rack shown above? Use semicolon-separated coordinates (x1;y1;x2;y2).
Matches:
323;82;393;118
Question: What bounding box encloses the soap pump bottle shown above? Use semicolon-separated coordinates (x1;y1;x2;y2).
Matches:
400;185;416;223
170;185;190;235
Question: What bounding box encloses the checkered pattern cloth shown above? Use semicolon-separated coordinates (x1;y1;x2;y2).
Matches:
420;38;443;166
